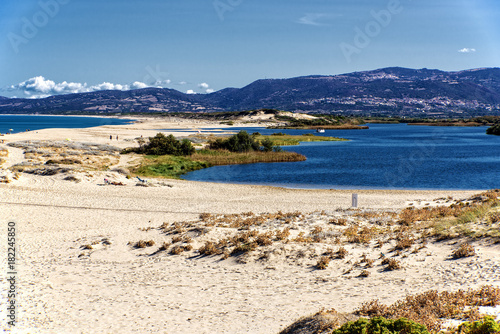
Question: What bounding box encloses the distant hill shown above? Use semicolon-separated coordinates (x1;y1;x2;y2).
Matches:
1;67;500;118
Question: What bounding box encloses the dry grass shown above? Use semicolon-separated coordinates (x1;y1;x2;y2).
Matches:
158;242;170;251
355;286;500;332
145;191;499;268
198;241;221;256
384;258;402;271
0;148;8;166
134;240;155;248
394;233;415;250
343;226;376;244
8;140;121;174
452;243;476;259
316;256;330;270
191;150;306;166
336;247;348;259
330;218;348;226
359;269;370;277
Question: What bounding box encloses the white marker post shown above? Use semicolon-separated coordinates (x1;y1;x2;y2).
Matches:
352;193;358;208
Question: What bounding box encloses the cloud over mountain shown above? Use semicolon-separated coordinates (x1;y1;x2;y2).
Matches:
9;76;150;98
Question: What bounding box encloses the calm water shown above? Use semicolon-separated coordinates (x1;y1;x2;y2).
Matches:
0;115;133;134
182;124;500;190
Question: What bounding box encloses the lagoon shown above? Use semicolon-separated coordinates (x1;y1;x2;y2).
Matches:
182;124;500;190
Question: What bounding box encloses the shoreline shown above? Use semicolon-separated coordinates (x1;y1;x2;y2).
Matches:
179;178;490;192
1;115;499;334
1;114;495;191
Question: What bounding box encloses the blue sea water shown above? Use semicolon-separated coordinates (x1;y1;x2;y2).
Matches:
181;124;500;190
0;115;133;134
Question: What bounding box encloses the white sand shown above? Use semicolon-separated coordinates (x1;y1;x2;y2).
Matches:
0;116;499;333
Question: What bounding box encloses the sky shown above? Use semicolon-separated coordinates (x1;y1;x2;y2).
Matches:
0;0;499;98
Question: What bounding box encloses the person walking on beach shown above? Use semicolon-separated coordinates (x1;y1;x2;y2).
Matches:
110;135;112;140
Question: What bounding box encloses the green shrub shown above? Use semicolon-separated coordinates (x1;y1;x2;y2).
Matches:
486;124;500;136
123;133;195;156
209;130;281;153
135;156;209;178
261;137;274;152
332;317;430;334
455;316;500;334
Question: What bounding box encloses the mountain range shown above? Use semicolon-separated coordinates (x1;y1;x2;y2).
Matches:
1;67;500;118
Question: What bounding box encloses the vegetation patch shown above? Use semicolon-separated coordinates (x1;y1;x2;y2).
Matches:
133;240;155;248
451;243;476;259
486;123;500;136
132;155;210;179
282;286;500;334
7;140;121;173
355;286;500;332
126;131;306;179
271;114;368;130
333;317;430;334
254;133;348;146
453;316;500;334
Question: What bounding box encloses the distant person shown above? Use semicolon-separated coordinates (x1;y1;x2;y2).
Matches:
116;135;118;140
110;135;112;140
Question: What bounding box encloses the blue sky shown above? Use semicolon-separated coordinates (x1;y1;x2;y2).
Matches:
0;0;499;98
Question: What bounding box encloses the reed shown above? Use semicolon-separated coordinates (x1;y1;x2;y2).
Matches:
191;150;306;165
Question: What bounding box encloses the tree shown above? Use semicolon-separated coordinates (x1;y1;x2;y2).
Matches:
179;139;195;155
486;123;500;136
143;133;194;156
209;130;260;152
261;137;274;152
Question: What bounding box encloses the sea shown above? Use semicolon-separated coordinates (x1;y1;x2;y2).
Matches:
180;124;500;190
0;115;133;134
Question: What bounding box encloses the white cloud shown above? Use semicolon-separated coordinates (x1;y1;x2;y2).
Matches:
7;76;213;98
131;81;148;89
154;79;171;87
297;13;338;26
458;48;476;53
9;76;151;98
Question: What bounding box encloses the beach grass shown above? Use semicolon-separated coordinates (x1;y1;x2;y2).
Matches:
254;134;348;146
132;149;306;179
133;155;210;178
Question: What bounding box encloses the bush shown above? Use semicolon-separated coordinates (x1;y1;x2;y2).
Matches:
486;124;500;136
209;130;282;153
316;256;330;270
332;317;430;334
209;131;260;152
261;137;274;152
455;316;500;334
385;258;402;271
452;243;476;259
124;133;195;156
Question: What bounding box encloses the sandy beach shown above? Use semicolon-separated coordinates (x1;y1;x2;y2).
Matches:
1;116;499;333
